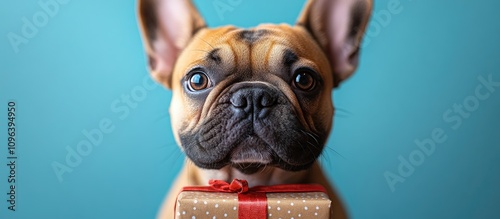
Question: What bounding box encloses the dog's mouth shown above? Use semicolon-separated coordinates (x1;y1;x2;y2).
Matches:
226;133;320;174
181;127;323;173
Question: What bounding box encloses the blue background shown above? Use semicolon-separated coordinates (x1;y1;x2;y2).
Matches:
1;0;499;218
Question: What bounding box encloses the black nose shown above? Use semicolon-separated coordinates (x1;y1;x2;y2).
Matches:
230;87;277;118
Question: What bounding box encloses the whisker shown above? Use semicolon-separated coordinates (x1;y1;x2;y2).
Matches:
335;107;352;115
299;130;324;154
295;139;317;160
334;106;353;118
323;145;346;159
318;150;332;168
159;144;182;162
334;113;351;118
301;130;320;146
154;141;175;149
154;111;170;122
198;37;215;50
258;164;269;174
189;49;211;55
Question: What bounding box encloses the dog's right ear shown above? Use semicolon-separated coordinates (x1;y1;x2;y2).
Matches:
138;0;206;89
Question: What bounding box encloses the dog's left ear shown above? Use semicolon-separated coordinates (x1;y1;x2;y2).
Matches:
297;0;372;87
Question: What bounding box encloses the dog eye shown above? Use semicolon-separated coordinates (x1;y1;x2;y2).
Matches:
188;72;210;91
293;70;316;91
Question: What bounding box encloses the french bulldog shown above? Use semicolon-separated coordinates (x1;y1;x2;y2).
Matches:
137;0;372;218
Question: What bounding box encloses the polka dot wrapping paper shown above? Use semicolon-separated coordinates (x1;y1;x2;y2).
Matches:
174;179;331;219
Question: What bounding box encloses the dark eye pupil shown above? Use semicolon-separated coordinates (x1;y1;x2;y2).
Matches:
191;74;204;85
295;72;315;90
189;73;208;90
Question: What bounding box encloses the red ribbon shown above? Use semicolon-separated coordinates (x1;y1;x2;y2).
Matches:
177;179;327;219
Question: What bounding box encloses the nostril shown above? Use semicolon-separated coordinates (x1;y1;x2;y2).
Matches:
230;93;247;108
257;91;276;108
258;92;276;107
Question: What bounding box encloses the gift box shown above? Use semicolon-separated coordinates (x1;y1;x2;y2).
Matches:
175;179;331;219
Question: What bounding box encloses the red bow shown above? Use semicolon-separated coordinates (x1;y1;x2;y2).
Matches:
208;179;249;193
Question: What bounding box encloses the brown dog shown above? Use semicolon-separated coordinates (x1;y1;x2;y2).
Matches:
137;0;372;218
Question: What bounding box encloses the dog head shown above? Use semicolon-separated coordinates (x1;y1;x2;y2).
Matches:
138;0;372;174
